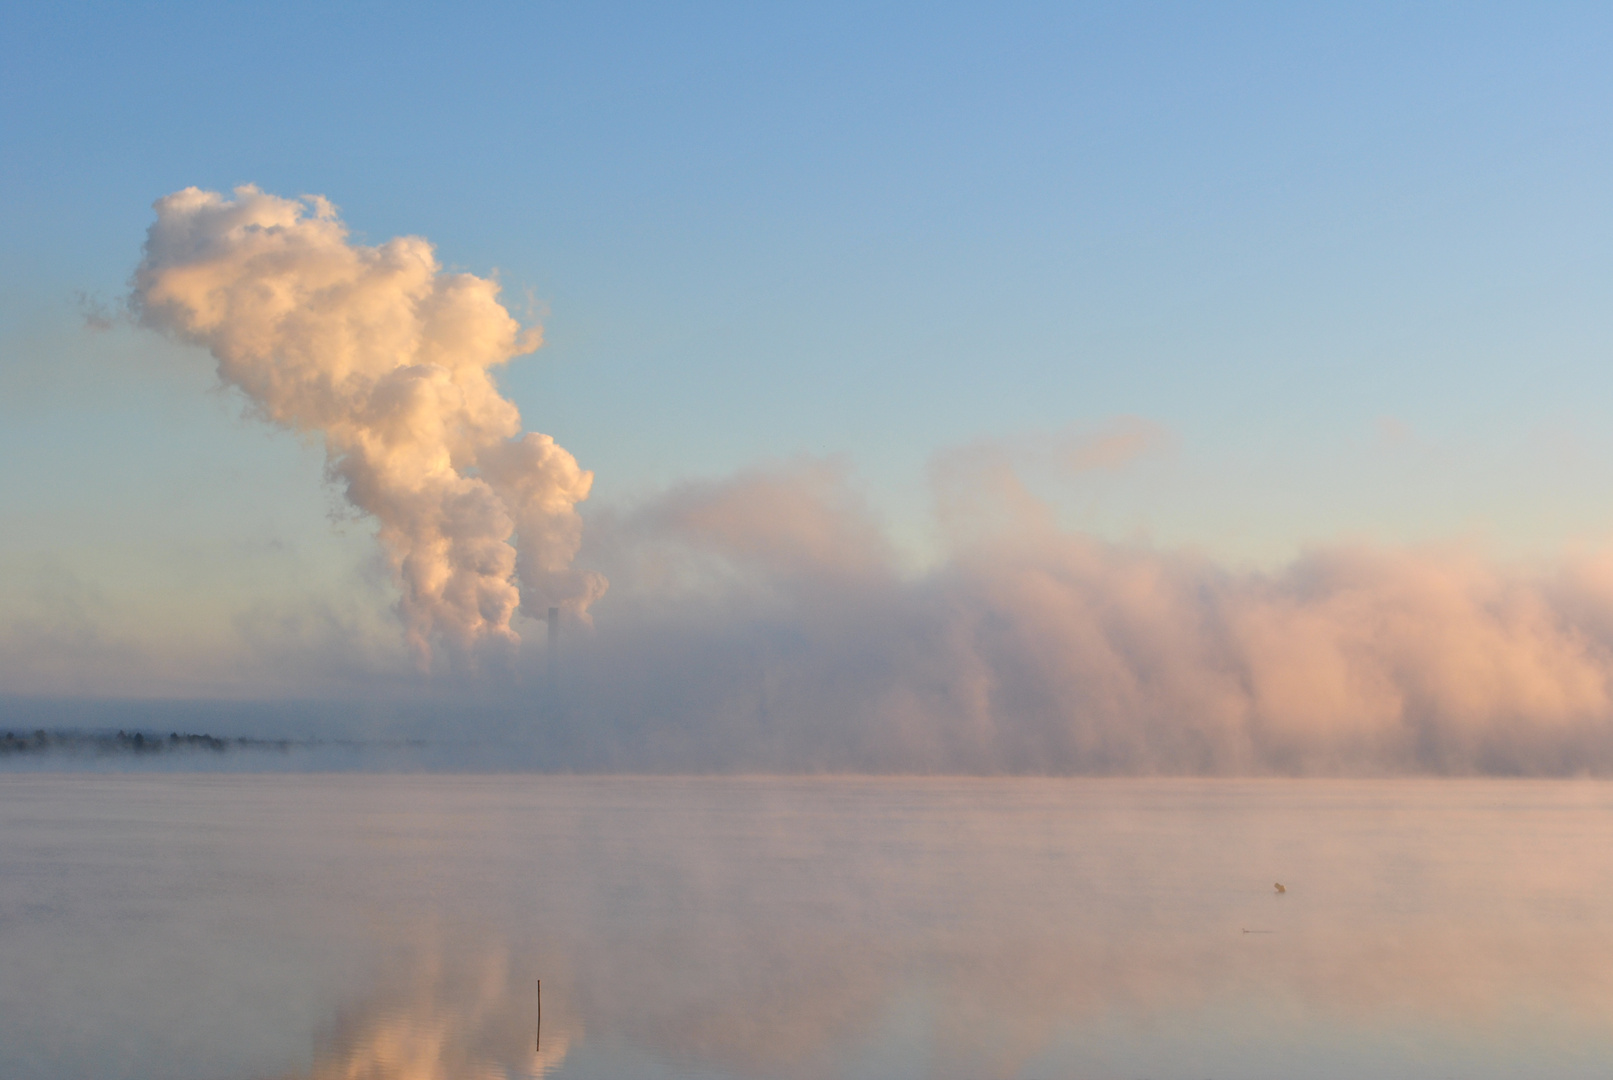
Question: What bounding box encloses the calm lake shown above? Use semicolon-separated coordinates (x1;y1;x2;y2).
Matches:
2;774;1612;1079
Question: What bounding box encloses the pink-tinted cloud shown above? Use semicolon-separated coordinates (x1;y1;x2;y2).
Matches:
558;458;1613;774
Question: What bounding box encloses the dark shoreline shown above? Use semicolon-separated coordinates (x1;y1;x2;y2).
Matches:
2;729;297;757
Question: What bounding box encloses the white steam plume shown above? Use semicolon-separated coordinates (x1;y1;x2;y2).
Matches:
133;185;605;662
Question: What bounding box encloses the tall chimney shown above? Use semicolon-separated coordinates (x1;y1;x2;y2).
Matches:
546;606;559;688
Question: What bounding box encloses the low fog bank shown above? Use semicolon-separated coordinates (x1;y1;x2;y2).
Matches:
550;461;1613;776
16;462;1613;776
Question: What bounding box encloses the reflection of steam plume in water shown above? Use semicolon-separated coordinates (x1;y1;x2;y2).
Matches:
277;946;570;1080
133;186;605;663
301;781;1613;1079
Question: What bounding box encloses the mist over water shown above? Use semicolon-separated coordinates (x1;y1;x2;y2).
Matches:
524;462;1613;775
4;775;1613;1079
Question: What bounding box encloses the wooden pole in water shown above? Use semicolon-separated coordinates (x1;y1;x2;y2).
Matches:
536;979;542;1053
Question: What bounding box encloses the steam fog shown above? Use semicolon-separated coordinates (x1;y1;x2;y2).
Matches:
544;461;1613;775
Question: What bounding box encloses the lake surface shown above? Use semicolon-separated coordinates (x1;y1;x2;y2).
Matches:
2;775;1612;1079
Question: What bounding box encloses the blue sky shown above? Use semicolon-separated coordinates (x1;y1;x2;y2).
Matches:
6;2;1613;702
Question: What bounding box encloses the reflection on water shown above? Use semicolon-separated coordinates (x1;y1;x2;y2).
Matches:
274;947;569;1080
3;776;1613;1079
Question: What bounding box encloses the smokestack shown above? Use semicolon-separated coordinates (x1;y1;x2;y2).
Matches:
546;606;559;688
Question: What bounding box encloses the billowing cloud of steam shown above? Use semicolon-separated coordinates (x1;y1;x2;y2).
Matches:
132;186;604;662
107;185;1613;775
555;459;1613;774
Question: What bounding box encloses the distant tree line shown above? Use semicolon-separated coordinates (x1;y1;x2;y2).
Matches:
0;730;292;755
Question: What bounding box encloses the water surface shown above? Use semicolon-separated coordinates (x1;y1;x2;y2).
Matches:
2;775;1611;1079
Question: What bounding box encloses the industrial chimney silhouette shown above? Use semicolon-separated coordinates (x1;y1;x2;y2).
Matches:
546;606;559;689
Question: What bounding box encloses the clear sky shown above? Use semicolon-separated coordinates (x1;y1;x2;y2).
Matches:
6;3;1613;734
